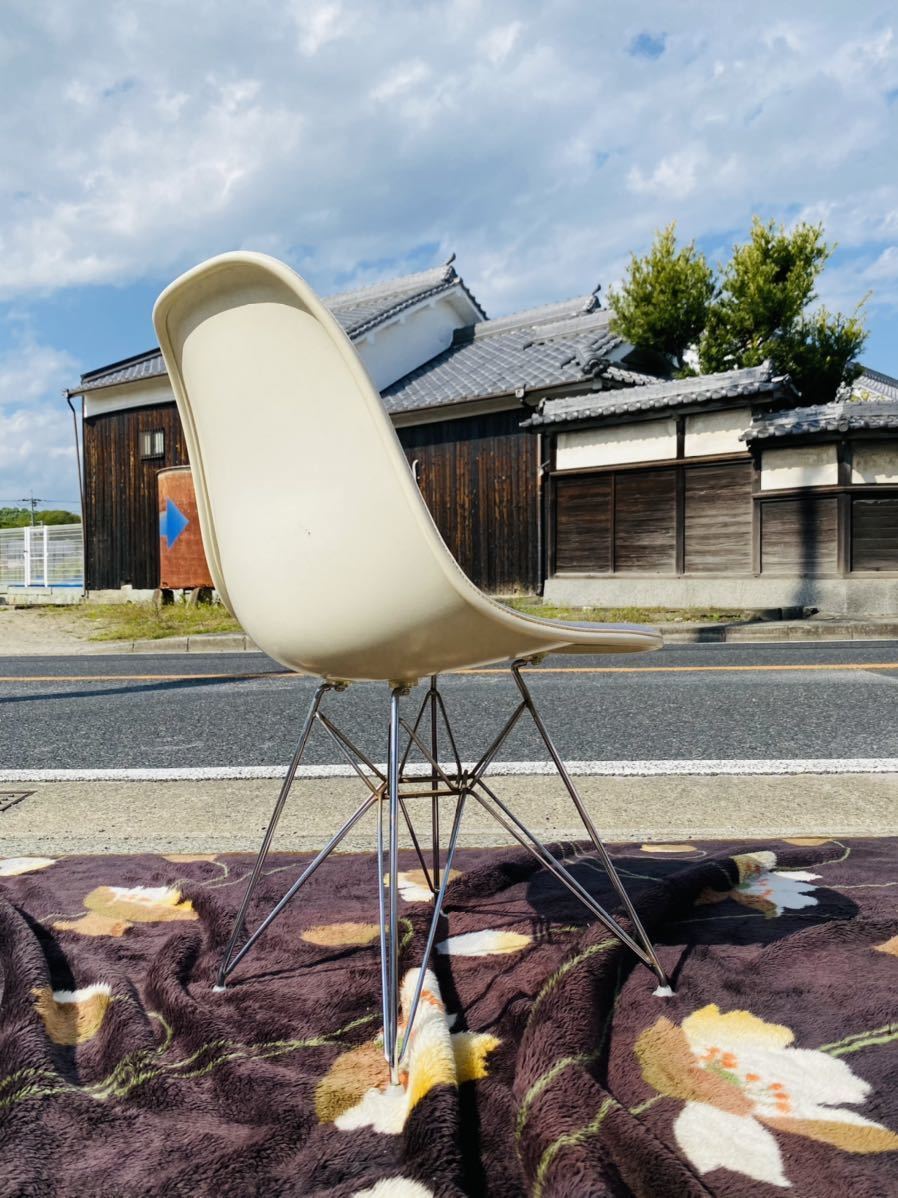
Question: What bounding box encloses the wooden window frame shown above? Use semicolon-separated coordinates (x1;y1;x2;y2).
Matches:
139;429;165;460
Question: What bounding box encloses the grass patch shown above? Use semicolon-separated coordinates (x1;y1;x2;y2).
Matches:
55;600;243;642
499;598;756;625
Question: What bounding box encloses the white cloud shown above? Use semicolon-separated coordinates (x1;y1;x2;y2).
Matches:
0;341;80;502
0;341;77;409
293;2;349;56
480;21;523;65
627;147;710;200
370;60;430;102
865;245;898;280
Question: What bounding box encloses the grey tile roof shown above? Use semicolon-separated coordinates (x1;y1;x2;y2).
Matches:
743;397;898;441
326;262;484;337
850;366;898;403
523;362;793;427
78;349;167;393
381;297;653;414
72;261;484;395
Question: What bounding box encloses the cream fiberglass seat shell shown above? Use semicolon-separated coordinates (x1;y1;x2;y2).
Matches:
152;252;672;1087
153;252;660;683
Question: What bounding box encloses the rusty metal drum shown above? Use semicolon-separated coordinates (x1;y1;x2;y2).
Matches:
157;466;214;589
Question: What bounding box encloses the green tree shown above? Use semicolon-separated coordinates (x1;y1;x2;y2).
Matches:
699;217;866;400
0;507;81;527
776;307;866;404
607;223;715;372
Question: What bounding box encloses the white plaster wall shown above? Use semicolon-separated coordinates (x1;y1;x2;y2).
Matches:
851;444;898;484
356;298;466;391
556;418;677;470
684;407;751;457
761;445;838;491
83;378;175;418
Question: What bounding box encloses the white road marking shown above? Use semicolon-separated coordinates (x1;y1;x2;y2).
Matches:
1;758;896;782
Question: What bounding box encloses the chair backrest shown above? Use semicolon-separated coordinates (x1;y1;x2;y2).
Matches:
153;252;485;679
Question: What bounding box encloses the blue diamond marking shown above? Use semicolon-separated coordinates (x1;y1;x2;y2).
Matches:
160;498;189;548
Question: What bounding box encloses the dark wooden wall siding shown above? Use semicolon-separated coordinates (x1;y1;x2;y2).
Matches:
613;470;677;573
760;497;838;575
852;497;898;571
84;403;189;590
85;403;538;594
553;461;752;576
554;476;612;572
397;410;539;593
684;463;753;573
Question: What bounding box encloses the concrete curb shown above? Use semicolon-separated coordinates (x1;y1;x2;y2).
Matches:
660;619;898;644
87;621;898;653
84;632;260;654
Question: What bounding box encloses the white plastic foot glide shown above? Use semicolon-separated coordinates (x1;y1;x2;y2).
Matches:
212;984;228;993
653;984;674;998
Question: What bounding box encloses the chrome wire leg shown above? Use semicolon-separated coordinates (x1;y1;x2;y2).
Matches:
510;663;672;992
396;790;466;1069
384;687;404;1085
430;675;440;890
215;682;331;990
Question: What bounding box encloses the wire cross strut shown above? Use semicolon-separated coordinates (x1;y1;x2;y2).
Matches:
213;663;672;1085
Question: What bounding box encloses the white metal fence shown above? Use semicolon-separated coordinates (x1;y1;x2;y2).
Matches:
0;524;84;589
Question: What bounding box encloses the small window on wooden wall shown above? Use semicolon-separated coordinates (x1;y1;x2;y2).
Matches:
140;429;165;459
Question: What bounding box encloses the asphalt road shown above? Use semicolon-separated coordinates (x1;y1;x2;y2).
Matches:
2;640;898;769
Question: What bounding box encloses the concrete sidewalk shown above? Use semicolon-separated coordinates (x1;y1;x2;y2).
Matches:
3;605;898;655
56;619;898;654
2;772;894;855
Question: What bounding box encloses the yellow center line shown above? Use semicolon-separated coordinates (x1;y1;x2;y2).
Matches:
0;661;897;683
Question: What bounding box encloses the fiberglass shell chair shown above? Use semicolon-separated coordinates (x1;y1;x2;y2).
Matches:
153;252;672;1083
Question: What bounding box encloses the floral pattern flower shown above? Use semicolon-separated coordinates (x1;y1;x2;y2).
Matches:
352;1181;435;1197
53;884;197;936
639;843;699;855
315;968;498;1134
436;929;532;957
302;922;381;947
387;869;461;903
33;983;112;1046
635;1003;898;1188
0;857;55;876
698;851;821;918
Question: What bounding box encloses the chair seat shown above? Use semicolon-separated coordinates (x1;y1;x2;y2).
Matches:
514;618;662;656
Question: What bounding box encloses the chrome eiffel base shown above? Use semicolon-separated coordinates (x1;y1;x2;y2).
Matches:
214;663;673;1083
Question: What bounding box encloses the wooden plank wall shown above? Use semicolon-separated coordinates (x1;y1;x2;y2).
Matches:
613;470;677;573
397;409;539;593
84;402;539;594
83;403;189;589
554;476;612;572
684;463;754;573
852;496;898;570
759;497;838;575
553;461;754;575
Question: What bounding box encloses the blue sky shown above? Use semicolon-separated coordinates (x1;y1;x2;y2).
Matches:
2;0;897;508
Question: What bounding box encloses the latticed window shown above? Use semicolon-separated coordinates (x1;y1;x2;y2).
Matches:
139;429;165;459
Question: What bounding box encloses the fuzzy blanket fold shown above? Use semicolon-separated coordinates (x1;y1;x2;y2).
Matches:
0;838;896;1197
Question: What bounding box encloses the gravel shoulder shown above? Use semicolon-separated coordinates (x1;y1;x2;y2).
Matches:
0;607;95;655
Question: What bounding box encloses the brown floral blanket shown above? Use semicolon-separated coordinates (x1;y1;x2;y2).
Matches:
0;837;896;1196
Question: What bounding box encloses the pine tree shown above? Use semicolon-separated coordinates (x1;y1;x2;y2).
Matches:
607;224;714;373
